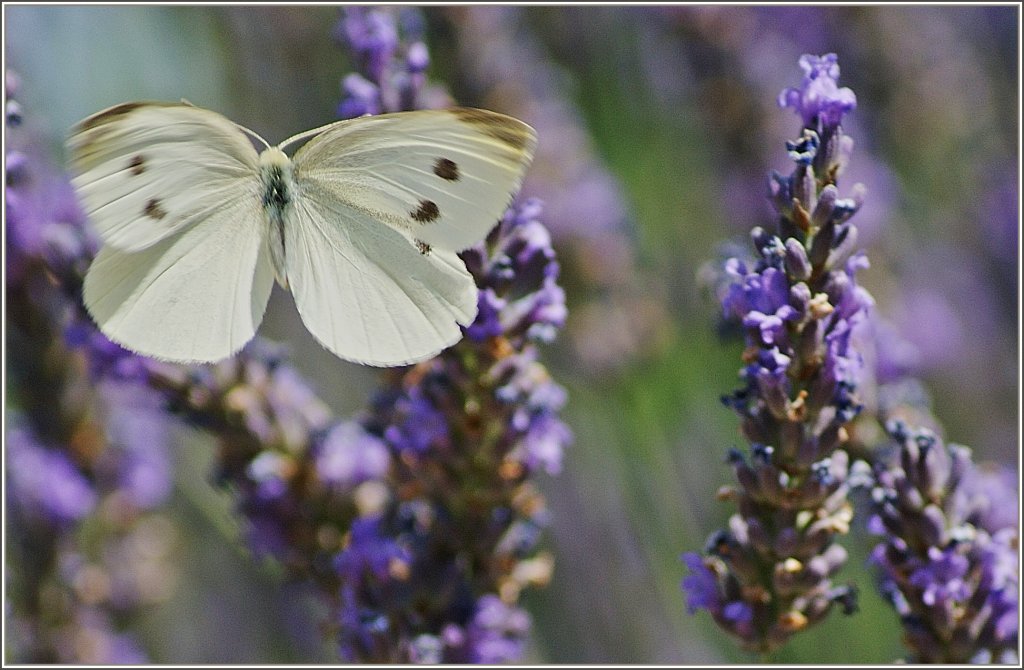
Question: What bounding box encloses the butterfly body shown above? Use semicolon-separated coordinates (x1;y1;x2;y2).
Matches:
68;102;536;366
258;147;294;287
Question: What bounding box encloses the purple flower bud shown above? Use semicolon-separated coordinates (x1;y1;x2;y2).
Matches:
7;427;97;524
406;41;429;74
681;552;721;614
465;288;507;342
467;595;531;664
778;53;857;131
792;164;817;213
337;73;381;119
786;129;820;165
316;422;391;488
784;239;812;281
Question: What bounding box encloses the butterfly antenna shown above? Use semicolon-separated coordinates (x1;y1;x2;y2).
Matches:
278;117;355;152
235;123;272;151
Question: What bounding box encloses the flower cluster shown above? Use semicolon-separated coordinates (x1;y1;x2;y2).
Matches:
325;10;570;660
868;422;1018;663
5;71;179;664
330;200;569;662
335;5;450;118
682;54;866;653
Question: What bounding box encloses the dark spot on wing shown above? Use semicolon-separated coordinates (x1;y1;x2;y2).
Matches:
434;157;459;181
449;107;533;152
415;240;431;255
144;198;167;220
128;155;146;175
411;199;440;223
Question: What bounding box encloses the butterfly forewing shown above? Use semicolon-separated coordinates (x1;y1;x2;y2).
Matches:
83;193;276;363
290;108;537;252
284;178;478;367
68;102;261;252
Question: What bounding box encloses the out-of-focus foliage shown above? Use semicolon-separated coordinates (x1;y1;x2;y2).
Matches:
5;5;1018;663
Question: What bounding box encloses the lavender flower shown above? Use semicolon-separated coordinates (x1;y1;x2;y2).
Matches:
683;54;866;653
778;54;857;132
5;74;179;663
327;16;570;659
336;198;569;662
335;6;450;117
869;422;1019;663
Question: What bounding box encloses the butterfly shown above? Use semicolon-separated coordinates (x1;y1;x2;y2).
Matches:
67;102;537;366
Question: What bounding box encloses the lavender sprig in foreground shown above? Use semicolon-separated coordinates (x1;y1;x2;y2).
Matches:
683;54;865;653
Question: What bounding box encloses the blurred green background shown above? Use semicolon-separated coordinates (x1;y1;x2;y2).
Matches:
5;5;1018;664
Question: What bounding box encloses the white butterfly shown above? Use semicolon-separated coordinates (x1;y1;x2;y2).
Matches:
67;102;536;366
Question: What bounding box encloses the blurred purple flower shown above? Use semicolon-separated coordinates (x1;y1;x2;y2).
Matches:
6;426;98;525
98;383;173;510
908;546;970;607
465;595;532;664
315;422;391;488
335;6;448;117
778;53;857;131
382;386;451;457
338;5;398;83
6;76;180;663
681;552;721;614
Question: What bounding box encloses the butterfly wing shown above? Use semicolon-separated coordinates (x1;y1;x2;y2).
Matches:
83;193;276;363
284;177;478;367
288;108;537;252
68;102;261;252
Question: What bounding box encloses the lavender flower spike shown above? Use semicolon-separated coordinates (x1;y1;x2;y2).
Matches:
337;197;570;663
869;422;1019;663
684;54;866;653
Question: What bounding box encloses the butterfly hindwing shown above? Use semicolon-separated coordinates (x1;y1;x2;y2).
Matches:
284;178;478;367
68;102;261;252
289;108;536;252
83;193;276;363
